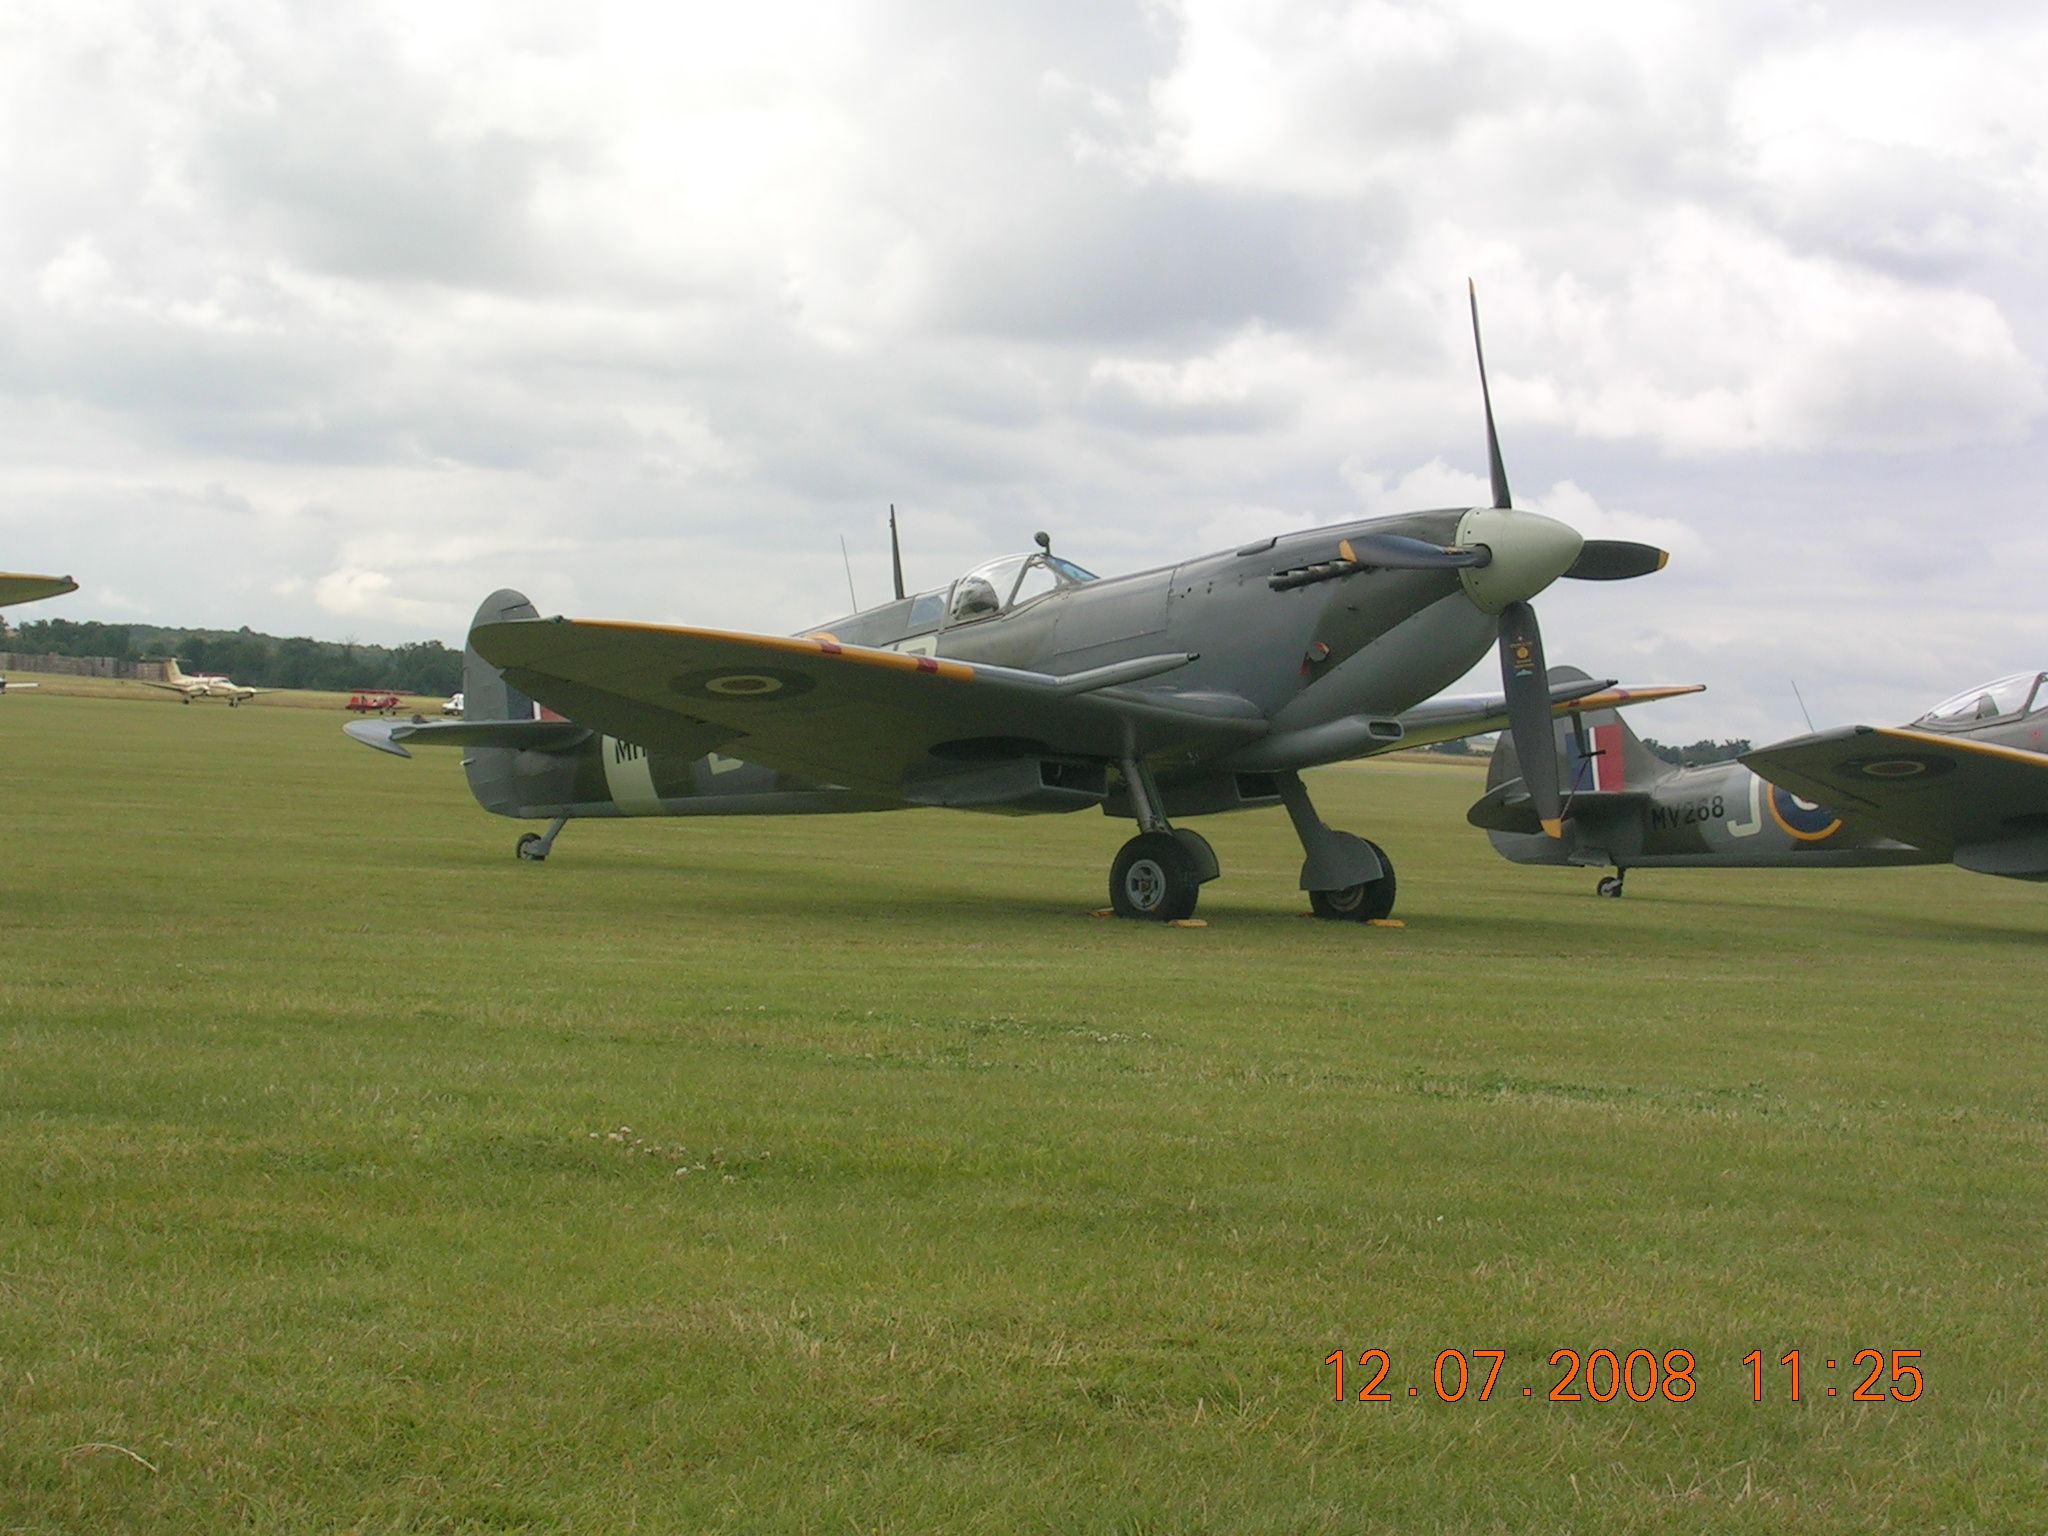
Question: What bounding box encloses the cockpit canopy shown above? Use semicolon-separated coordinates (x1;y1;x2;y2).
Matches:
810;548;1101;651
1917;671;2048;726
915;551;1098;630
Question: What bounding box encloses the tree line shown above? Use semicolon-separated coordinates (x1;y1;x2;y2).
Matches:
1640;737;1752;767
1;617;462;695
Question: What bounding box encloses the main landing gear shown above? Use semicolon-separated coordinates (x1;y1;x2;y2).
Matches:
1277;771;1396;923
1596;871;1626;899
1104;763;1398;924
516;814;570;862
1109;760;1219;920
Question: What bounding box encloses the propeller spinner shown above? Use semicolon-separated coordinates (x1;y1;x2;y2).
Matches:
1460;281;1668;837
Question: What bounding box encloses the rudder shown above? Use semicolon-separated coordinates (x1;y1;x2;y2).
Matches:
462;589;583;817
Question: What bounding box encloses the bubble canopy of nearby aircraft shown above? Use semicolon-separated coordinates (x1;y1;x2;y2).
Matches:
1916;672;2048;727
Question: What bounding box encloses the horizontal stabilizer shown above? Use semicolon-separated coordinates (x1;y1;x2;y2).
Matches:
345;717;593;759
1467;781;1647;834
1233;675;1701;773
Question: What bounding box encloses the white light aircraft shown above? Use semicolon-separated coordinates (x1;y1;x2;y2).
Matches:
142;658;265;707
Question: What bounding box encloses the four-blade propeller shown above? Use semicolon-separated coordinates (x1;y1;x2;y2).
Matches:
1463;281;1668;837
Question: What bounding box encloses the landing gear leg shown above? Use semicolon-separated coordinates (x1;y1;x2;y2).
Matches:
1108;759;1218;921
1596;871;1626;899
1277;772;1396;922
517;814;570;862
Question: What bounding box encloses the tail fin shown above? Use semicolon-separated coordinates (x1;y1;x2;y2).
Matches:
1484;666;1677;800
1549;671;1678;798
461;589;584;817
463;589;542;724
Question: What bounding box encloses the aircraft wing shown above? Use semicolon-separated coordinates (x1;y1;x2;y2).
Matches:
1393;681;1705;752
0;571;77;607
344;717;596;759
470;617;1264;797
1743;726;2048;866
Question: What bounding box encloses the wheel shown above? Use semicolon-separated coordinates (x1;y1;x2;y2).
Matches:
1596;874;1624;899
516;832;548;862
1308;841;1396;921
1110;832;1200;921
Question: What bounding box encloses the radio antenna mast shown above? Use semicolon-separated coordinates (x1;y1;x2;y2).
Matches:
889;504;906;601
1790;678;1816;732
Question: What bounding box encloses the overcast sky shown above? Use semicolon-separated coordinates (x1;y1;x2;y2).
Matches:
3;0;2044;740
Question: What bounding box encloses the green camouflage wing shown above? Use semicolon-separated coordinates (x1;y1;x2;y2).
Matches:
1743;726;2048;860
470;617;1260;798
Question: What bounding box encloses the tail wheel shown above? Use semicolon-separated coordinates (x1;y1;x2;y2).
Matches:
1110;833;1200;921
516;833;548;862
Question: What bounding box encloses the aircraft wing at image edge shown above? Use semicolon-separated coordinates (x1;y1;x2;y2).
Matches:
468;618;1262;798
0;571;78;607
1742;726;2048;871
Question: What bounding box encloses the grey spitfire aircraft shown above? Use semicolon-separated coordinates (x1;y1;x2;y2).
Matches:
348;290;1685;921
1475;667;2048;894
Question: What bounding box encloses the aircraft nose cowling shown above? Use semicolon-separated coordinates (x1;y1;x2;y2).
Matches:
1452;507;1585;614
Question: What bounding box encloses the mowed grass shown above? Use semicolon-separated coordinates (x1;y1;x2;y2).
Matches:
3;694;2045;1534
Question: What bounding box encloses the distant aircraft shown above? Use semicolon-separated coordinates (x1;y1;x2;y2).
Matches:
142;658;264;707
0;676;40;694
1473;667;2048;893
347;288;1694;922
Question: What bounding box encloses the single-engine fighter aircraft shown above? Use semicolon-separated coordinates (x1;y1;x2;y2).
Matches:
0;570;77;608
349;290;1687;921
1474;667;2048;894
142;658;265;706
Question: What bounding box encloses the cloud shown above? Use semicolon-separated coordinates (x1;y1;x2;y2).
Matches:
0;0;2042;748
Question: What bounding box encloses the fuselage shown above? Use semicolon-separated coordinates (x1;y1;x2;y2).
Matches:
816;508;1495;729
1490;756;1931;871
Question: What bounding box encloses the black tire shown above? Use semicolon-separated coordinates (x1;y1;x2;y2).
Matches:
1308;841;1397;922
1596;874;1624;899
1110;832;1200;921
516;832;547;862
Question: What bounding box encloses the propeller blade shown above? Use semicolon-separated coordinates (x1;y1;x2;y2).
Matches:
1339;533;1492;571
1564;540;1668;581
1468;279;1511;511
1498;600;1564;837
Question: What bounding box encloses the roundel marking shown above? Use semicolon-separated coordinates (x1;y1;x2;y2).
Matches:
671;666;817;703
1767;785;1841;842
1838;753;1955;781
709;675;780;696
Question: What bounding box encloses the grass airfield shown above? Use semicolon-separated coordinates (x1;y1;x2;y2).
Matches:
3;691;2045;1533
